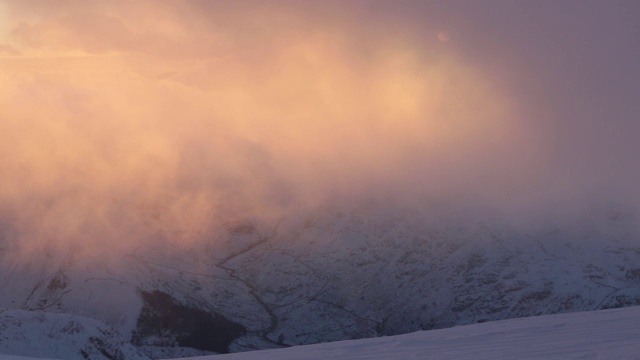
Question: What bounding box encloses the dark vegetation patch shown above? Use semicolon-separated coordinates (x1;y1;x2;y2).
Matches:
519;290;552;303
47;273;68;290
601;295;640;310
80;329;125;360
132;290;246;354
625;268;640;280
224;221;257;235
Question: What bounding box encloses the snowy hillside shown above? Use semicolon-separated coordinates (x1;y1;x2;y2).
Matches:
182;306;640;360
0;307;640;360
0;207;639;358
0;308;145;359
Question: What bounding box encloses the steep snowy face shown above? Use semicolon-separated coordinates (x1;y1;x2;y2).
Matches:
0;205;639;358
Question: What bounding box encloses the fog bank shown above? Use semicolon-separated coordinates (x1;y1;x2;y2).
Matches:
1;0;639;260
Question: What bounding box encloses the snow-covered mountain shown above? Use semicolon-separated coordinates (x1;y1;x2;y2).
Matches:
184;305;640;360
1;205;639;359
3;302;640;359
0;308;144;359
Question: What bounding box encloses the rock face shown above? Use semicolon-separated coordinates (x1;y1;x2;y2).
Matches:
0;207;639;358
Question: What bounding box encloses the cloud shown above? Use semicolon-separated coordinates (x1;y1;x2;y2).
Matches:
0;0;638;264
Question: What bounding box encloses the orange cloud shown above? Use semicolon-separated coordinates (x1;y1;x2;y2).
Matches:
0;0;541;264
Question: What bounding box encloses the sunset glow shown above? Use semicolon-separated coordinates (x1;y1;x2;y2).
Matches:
2;2;640;359
1;0;638;263
0;1;526;259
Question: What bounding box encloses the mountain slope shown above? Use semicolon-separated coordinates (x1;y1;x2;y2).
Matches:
0;308;146;359
0;206;639;357
181;306;640;360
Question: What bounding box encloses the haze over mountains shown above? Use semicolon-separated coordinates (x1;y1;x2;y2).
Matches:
1;0;639;358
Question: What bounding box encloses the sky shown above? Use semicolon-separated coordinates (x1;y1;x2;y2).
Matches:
0;0;639;259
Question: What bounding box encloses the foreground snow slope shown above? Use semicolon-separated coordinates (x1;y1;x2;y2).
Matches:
182;306;640;360
0;308;146;360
